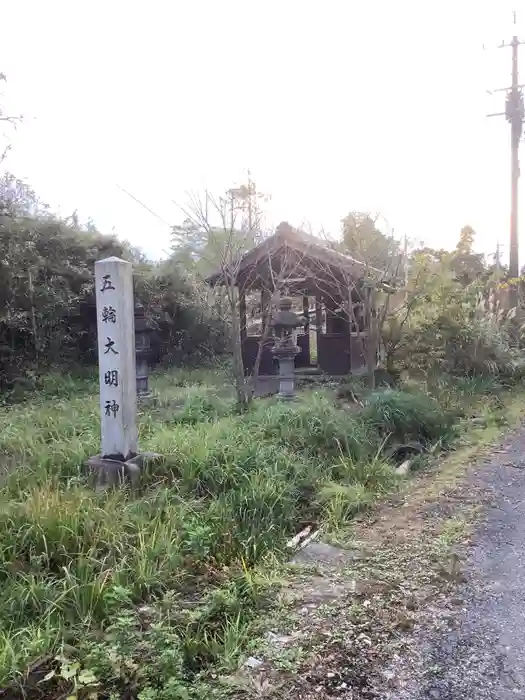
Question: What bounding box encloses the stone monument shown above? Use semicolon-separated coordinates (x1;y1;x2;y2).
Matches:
86;256;160;488
95;257;137;459
271;296;303;399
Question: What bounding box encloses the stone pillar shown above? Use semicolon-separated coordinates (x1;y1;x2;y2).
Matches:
95;257;137;460
274;346;299;399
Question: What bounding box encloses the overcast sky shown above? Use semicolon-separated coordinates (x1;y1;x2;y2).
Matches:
0;1;523;261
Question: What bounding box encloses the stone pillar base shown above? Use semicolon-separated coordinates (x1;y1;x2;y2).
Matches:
277;356;296;399
85;451;163;490
272;345;300;400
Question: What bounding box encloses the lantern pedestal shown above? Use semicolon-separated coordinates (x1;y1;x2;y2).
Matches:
272;342;300;399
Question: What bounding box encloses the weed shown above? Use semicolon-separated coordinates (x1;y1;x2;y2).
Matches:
0;366;513;696
434;516;470;555
362;389;456;447
246;392;375;461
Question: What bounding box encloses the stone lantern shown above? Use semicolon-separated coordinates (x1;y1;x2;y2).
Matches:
271;296;303;400
134;302;153;400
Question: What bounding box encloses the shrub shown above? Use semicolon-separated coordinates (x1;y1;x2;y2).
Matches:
361;389;456;446
245;393;376;462
393;286;525;381
0;180;228;398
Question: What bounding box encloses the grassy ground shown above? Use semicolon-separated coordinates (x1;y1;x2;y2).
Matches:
0;367;521;699
235;385;525;699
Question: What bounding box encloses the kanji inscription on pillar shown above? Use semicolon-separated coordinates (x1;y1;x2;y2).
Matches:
95;257;137;459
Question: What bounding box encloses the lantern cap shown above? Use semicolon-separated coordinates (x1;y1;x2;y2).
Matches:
271;296;303;329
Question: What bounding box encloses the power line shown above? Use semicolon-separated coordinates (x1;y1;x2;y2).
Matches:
115;184;173;228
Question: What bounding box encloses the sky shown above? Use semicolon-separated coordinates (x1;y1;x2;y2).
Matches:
0;1;523;262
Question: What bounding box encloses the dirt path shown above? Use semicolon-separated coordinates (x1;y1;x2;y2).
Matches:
384;423;525;699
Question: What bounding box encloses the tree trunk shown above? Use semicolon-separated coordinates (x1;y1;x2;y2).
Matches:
365;288;377;389
315;296;322;368
229;283;248;409
348;285;366;376
252;289;273;395
28;268;39;361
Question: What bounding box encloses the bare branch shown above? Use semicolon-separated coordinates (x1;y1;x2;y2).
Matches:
0;74;22;166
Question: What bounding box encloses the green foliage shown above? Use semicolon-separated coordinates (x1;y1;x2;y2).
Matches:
135;258;228;367
0;366;514;695
319;448;401;526
36;573;272;699
243;393;374;461
451;225;486;286
361;389;456;446
0;368;465;692
171;221;256;280
341;212;400;270
165;392;234;425
396;289;523;379
423;374;508;424
318;481;376;521
0;174;228;397
387;225;525;381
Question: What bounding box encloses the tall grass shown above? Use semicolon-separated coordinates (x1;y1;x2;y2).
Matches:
361;389;457;446
0;368;486;695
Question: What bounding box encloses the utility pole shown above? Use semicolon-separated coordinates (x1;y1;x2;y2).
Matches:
486;11;525;310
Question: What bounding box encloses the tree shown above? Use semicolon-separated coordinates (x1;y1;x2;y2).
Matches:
0;74;22;165
172;191;309;406
0;174;225;395
172;189;256;408
450;225;485;286
411;246;449;265
455;224;475;255
380;248;458;376
328;214;405;385
411;228;486;289
341;212;401;270
0;172;49;218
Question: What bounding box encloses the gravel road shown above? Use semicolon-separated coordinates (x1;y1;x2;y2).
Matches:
385;424;525;700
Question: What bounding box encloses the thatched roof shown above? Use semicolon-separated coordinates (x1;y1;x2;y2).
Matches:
205;222;382;294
